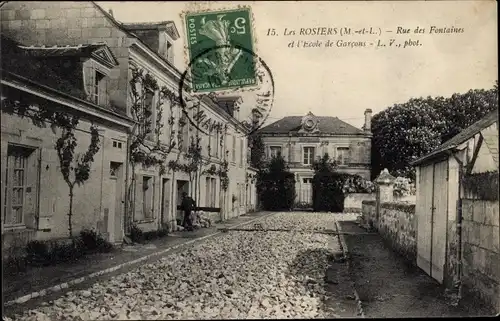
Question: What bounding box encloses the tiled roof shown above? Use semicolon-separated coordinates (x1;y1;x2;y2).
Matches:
1;36;87;100
18;43;108;57
122;21;175;29
258;115;365;135
481;123;499;165
412;109;499;166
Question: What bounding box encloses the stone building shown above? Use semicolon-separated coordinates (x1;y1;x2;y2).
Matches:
1;36;134;246
0;1;255;246
258;110;372;204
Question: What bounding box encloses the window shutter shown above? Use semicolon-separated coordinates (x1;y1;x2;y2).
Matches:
83;63;95;101
152;176;156;220
134;173;142;221
98;76;107;107
24;150;39;229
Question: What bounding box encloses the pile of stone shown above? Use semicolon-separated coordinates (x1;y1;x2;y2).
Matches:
192;211;213;229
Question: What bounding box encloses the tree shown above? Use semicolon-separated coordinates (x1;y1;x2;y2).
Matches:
257;155;296;211
371;97;448;180
371;82;498;180
248;132;266;170
1;91;100;239
127;66;180;229
311;154;350;212
437;83;498;141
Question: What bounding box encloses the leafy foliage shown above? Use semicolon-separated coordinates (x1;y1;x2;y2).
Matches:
22;230;113;268
371;97;447;180
343;175;376;194
257;155;296;211
311;154;350;212
128;66;180;175
248;132;266;170
127;67;182;228
462;171;499;201
372;82;498;180
1;85;101;239
393;176;416;197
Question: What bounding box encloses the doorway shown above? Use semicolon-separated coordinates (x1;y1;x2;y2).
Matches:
109;161;124;243
176;180;189;222
160;178;171;228
416;160;448;284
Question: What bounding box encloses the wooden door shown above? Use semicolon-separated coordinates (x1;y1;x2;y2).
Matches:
110;162;124;243
431;160;449;283
417;163;434;276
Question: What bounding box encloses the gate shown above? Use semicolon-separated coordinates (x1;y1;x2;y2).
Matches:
416;160;448;284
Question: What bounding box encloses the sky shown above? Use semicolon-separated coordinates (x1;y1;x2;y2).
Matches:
97;1;498;129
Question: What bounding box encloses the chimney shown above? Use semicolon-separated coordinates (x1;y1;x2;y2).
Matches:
363;108;372;132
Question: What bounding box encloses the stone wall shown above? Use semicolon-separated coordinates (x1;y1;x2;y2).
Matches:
344;193;375;213
461;199;500;313
0;1;130;115
361;200;417;263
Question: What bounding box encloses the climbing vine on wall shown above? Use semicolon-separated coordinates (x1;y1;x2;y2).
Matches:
1;91;101;239
462;171;499;201
127;66;181;225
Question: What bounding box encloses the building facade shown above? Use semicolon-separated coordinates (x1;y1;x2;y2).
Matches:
1;36;135;247
258;110;372;205
1;1;253;248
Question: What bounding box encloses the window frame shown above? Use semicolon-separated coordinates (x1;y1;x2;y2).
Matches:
142;175;154;220
336;147;350;166
3;144;37;227
303;146;315;165
269;145;282;159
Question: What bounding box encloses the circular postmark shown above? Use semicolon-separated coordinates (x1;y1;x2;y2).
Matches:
178;44;275;137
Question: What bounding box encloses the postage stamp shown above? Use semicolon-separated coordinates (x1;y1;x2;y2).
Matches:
184;7;257;93
178;44;275;137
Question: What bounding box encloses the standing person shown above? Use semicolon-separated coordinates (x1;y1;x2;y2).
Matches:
181;192;196;231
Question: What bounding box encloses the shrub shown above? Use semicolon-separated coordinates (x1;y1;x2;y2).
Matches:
25;240;50;266
129;224;144;243
312;172;350;212
294;201;312;209
79;229;113;253
393;176;416;197
257;155;296;211
343;175;376;194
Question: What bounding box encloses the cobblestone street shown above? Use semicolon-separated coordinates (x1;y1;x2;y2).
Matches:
4;213;359;320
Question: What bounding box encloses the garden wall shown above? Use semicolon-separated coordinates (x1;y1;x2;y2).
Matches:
344;193;375;213
461;199;500;313
361;200;417;263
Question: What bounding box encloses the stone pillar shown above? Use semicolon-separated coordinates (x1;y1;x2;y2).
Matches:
375;168;396;203
374;168;396;226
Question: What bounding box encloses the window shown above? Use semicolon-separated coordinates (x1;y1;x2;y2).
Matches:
232;136;236;162
240;138;244;166
142;176;154;219
112;140;123;149
337;147;350;165
3;145;36;226
215;131;220;158
166;41;174;63
303;178;313;184
303;147;315;165
142;89;155;136
110;162;122;178
205;177;217;207
180;112;189;152
270;146;282;159
91;70;106;105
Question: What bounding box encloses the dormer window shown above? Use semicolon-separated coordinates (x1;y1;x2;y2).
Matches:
166;41;174;63
92;70;106;105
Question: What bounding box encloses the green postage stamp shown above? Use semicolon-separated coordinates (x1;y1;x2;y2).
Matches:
184;7;257;93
